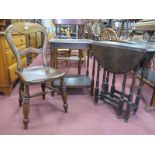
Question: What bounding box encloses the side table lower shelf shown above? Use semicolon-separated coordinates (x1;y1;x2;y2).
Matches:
54;74;91;88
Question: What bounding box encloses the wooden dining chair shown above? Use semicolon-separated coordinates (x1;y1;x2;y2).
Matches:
101;28;118;41
129;32;155;112
92;22;102;40
55;29;86;75
6;22;68;129
136;68;155;112
135;54;155;113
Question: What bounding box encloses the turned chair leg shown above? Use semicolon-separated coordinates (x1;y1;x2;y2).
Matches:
60;78;68;113
22;84;30;129
51;81;54;96
150;88;155;107
41;83;46;100
19;81;24;107
145;88;155;112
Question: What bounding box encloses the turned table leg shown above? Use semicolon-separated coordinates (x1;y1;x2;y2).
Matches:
86;49;90;76
78;49;83;75
94;63;100;103
110;73;116;97
105;71;109;92
134;67;145;113
125;68;138;122
90;56;96;96
41;83;46;100
117;73;127;117
100;69;107;100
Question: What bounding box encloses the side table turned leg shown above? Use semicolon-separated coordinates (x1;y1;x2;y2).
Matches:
41;83;46;100
90;56;96;96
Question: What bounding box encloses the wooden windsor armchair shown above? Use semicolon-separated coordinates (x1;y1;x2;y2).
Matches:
129;21;155;112
101;28;119;41
92;22;102;41
6;22;68;129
